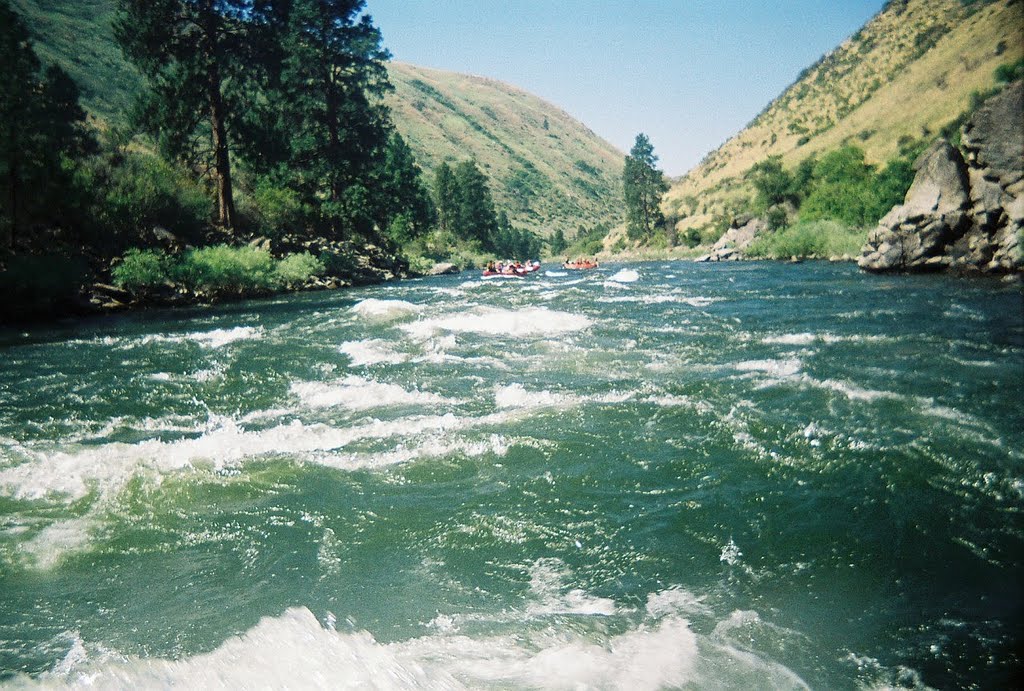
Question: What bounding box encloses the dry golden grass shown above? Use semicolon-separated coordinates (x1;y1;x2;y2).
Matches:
665;0;1023;226
386;63;625;239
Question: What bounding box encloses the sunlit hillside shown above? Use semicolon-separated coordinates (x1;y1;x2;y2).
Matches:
666;0;1024;234
387;63;624;239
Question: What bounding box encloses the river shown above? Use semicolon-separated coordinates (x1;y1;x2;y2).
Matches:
1;261;1021;689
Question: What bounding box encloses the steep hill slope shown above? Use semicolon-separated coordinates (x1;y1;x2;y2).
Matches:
10;0;624;239
666;0;1023;234
387;63;624;239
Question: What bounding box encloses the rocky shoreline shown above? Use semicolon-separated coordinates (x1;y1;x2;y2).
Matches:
0;234;427;326
859;82;1023;275
691;82;1023;276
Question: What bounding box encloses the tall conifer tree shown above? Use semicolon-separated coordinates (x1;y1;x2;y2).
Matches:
453;160;497;247
1;1;92;247
114;0;254;229
434;161;457;233
275;0;392;237
623;133;669;240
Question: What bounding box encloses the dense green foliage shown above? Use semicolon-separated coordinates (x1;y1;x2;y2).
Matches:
112;245;325;294
0;0;502;316
76;147;211;252
265;0;394;237
1;1;94;247
623;133;669;241
548;228;568;256
563;222;610;258
426;158;541;262
994;57;1024;85
745;220;866;259
747;143;917;236
114;0;252;228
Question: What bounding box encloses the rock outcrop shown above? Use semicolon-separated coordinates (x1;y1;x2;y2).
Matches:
695;215;767;262
859;82;1023;274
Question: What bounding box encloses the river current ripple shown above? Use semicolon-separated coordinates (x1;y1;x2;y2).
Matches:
1;261;1021;689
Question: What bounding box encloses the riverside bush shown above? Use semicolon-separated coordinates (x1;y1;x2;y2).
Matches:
275;252;324;285
113;245;332;295
79;152;209;251
745;220;866;259
176;246;278;293
111;249;170;290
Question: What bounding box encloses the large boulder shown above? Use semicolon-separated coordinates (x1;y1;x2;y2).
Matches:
860;83;1023;275
695;216;767;262
961;80;1024;191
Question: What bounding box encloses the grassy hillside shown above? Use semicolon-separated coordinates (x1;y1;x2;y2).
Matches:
10;0;624;240
666;0;1024;235
387;63;624;239
10;0;142;123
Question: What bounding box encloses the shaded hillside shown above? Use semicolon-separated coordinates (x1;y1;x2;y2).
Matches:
666;0;1023;235
386;63;623;239
10;0;142;122
10;0;624;239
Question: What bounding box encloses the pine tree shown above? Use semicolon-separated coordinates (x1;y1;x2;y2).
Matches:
378;132;435;243
623;133;669;240
549;227;568;256
114;0;255;230
454;160;497;247
275;0;392;237
433;161;458;232
0;1;92;247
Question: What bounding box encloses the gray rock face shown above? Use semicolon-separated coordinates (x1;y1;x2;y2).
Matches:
695;217;767;262
427;262;460;276
961;80;1024;190
860;82;1023;274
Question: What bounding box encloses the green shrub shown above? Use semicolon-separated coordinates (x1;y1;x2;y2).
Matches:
246;179;307;238
78;152;209;251
275;252;324;285
176;245;277;293
745;220;866;259
111;248;170;290
994;58;1024;84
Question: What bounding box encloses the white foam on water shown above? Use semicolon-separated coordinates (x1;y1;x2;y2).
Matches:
494;383;574;410
719;538;743;566
349;298;422;322
0;412;470;503
597;294;677;305
803;377;903;403
544;270;568;277
186;326;265;349
37;594;812;691
734;359;802;378
313;433;517;472
644;393;713;413
401;306;593;341
762;332;891;346
290;376;450;411
645;588;712;619
607;269;640;283
762;333;819;346
680;296;723;307
18;517;93;570
526;558;619;617
339;339;409;366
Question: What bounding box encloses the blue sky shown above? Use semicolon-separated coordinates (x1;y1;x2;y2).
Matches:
367;0;887;176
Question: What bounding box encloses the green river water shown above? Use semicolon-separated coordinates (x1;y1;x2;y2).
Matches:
0;261;1021;689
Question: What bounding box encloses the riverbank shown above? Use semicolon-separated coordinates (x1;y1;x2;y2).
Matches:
0;236;414;326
